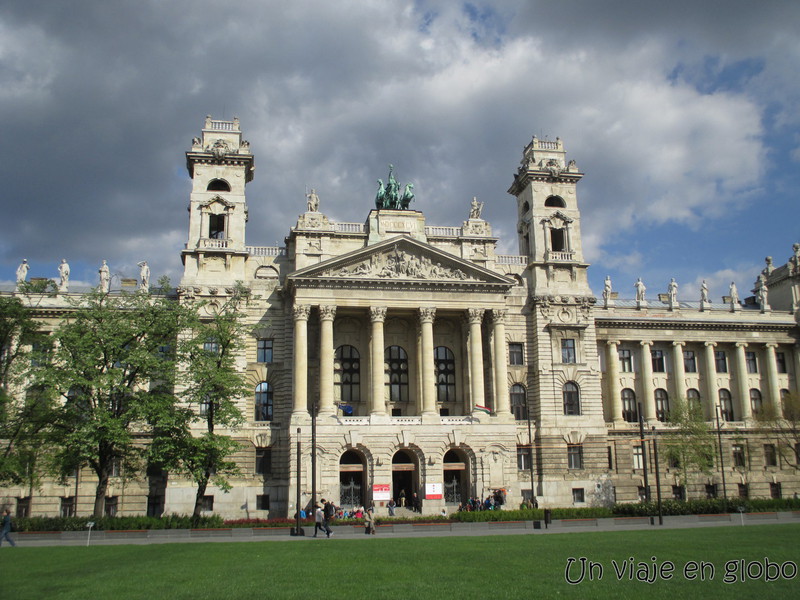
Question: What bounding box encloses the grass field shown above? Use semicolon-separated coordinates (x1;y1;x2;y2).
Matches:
1;524;798;599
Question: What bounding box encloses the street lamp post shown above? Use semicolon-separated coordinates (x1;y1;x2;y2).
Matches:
311;400;318;510
525;401;536;507
714;404;728;502
293;426;304;536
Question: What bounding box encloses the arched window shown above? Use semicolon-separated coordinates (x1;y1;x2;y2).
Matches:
434;346;456;403
749;389;763;416
655;388;670;422
335;346;360;404
563;382;580;415
207;179;231;192
544;195;566;208
687;388;702;416
255;382;273;421
622;388;638;423
510;384;527;421
719;389;734;421
385;346;409;403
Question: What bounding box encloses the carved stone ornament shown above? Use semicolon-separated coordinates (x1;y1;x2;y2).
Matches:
292;305;311;320
336;247;474;281
418;307;436;323
492;309;507;324
319;305;337;321
369;306;388;322
206;138;232;161
467;308;484;324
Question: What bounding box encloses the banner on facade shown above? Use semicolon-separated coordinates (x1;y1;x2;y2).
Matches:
425;482;443;500
373;483;391;501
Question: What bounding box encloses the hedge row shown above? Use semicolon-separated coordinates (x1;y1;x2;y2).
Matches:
612;497;800;517
450;507;614;522
14;514;224;532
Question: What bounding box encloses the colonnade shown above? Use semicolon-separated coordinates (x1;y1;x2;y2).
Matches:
291;304;511;418
604;339;796;424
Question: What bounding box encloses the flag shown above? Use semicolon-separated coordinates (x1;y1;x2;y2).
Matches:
474;405;491;415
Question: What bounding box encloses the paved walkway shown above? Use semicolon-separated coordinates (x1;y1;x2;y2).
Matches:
7;511;799;547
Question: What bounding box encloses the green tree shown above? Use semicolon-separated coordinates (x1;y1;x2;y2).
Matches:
755;392;800;471
0;296;55;488
149;287;249;518
40;286;190;518
663;398;715;493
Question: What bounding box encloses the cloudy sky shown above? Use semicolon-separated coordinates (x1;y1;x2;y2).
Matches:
1;1;798;301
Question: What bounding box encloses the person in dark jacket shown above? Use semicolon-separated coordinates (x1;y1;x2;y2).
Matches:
1;509;16;547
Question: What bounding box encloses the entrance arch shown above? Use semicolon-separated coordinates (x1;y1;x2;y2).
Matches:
339;450;366;508
391;449;419;509
443;449;470;506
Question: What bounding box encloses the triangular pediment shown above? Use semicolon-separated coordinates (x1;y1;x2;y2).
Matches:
199;195;235;210
288;236;514;290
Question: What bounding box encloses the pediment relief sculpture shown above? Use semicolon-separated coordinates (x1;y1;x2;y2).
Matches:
334;247;475;281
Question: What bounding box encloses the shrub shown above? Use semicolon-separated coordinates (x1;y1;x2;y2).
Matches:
14;514;224;532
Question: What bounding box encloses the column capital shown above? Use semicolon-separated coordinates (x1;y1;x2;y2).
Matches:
606;340;620;347
467;308;485;324
671;341;685;348
419;307;436;324
639;340;653;348
734;341;748;349
704;341;717;348
319;305;337;321
765;342;779;349
369;306;387;322
492;309;507;324
292;304;311;321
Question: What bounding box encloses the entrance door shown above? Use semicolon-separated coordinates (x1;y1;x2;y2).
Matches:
443;449;469;505
391;450;418;508
339;450;366;507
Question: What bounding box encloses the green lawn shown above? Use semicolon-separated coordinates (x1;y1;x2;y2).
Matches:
1;524;798;599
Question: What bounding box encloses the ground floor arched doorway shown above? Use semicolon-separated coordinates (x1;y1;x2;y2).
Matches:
339;450;366;508
443;449;469;505
391;449;419;509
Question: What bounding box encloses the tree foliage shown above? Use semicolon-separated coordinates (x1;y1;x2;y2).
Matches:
39;287;191;517
149;285;249;518
754;392;800;471
663;398;715;489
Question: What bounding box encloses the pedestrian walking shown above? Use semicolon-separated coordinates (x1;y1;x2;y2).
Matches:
313;504;324;538
364;507;376;535
1;509;16;547
322;499;335;538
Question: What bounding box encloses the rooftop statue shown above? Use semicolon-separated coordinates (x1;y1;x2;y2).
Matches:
375;165;414;210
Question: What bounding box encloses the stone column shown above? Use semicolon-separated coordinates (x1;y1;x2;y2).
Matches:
764;343;782;416
492;310;511;417
468;309;486;414
291;304;311;416
318;305;337;416
419;308;437;415
671;342;686;403
369;307;387;416
639;341;655;422
606;341;622;422
734;342;751;421
703;342;718;421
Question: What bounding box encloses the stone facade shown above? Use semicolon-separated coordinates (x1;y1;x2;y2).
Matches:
2;119;799;518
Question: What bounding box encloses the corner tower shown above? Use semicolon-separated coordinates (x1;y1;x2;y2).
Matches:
507;137;590;297
181;116;254;286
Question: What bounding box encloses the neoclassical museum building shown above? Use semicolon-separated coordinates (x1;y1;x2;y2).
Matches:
2;117;799;518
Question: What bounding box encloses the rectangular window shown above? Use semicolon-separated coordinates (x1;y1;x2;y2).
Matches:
561;339;576;364
201;495;214;512
203;339;220;354
208;214;226;239
745;351;758;374
651;350;666;372
683;350;697;373
607;446;613;470
16;497;31;519
508;343;524;366
618;349;633;373
738;483;749;498
256;447;272;476
770;482;782;499
256;494;270;510
572;488;585;503
633;445;646;470
517;445;531;471
672;485;685;501
764;444;777;467
105;496;118;517
60;497;76;518
715;350;728;373
567;444;583;470
732;444;746;468
257;338;273;363
705;483;718;499
776;352;787;374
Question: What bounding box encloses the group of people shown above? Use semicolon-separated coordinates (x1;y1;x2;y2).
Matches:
456;490;507;513
313;499;377;537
